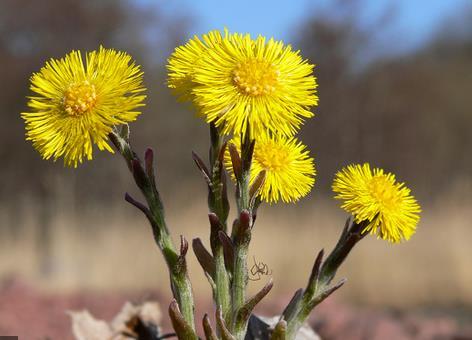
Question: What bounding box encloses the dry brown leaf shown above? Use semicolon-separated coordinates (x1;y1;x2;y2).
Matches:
68;310;113;340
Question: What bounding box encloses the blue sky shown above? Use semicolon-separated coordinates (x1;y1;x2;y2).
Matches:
154;0;469;54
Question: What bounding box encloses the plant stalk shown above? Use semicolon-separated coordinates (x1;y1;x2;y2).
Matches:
285;218;367;338
231;136;254;339
110;129;197;336
208;124;232;323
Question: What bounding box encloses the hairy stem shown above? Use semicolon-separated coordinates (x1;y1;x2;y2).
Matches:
110;129;196;335
231;162;253;338
285;218;366;338
207;124;232;322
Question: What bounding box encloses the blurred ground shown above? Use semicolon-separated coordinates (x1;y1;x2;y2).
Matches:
1;193;471;305
1;277;471;339
0;190;471;338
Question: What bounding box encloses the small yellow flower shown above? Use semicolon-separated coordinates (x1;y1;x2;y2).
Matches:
182;30;317;137
332;163;421;243
22;47;146;167
226;134;316;203
167;30;223;104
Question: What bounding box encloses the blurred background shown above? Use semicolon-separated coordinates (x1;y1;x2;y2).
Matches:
0;0;471;338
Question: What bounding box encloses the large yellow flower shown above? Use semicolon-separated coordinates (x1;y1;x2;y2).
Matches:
332;163;421;243
167;30;223;103
226;134;316;203
188;31;318;137
22;47;146;167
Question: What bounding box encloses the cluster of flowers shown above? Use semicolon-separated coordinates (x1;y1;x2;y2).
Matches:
168;29;317;204
21;30;420;244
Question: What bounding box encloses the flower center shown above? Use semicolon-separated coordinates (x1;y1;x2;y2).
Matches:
256;142;290;171
63;80;97;116
232;59;279;96
368;175;400;210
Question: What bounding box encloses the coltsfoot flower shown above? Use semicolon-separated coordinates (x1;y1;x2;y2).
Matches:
167;30;223;104
226;134;316;203
22;47;146;167
332;163;421;243
171;29;318;137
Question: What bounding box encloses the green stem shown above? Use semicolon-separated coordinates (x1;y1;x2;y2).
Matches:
170;271;196;333
231;242;249;339
110;130;196;334
237;173;251;213
285;218;366;339
231;179;252;339
319;219;367;284
215;246;231;321
208;125;232;322
227;133;255;339
285;297;314;336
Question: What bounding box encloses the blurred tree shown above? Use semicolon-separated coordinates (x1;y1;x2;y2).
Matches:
0;0;193;273
0;0;193;202
296;0;472;200
0;0;471;213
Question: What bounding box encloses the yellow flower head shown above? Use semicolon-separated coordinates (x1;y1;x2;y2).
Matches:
167;30;223;103
332;163;421;243
170;29;318;137
22;47;146;167
225;134;316;203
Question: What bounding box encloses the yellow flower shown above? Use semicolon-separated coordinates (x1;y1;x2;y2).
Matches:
225;134;316;203
332;163;421;243
167;30;223;104
22;47;146;167
190;31;318;137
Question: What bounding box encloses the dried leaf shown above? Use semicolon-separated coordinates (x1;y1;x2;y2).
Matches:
68;310;112;340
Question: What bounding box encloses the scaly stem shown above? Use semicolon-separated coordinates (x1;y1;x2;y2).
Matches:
208;124;231;323
233;177;251;319
231;240;249;339
284;218;367;338
110;129;197;336
215;247;231;319
230;135;254;339
318;220;366;284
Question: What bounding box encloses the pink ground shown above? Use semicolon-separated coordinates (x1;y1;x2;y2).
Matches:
0;278;470;339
